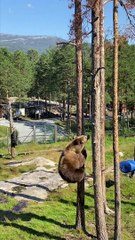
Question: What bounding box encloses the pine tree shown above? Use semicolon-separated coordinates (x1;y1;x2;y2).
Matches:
74;0;85;231
113;0;121;239
91;0;108;238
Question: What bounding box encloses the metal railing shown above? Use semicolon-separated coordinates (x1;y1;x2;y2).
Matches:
0;124;67;149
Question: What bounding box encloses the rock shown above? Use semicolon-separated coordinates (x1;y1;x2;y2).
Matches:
0;158;68;202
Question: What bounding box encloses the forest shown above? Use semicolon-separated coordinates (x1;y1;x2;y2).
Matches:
0;40;135;113
0;0;135;239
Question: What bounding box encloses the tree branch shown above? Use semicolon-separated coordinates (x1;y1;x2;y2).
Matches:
104;0;112;5
56;41;76;46
119;0;135;29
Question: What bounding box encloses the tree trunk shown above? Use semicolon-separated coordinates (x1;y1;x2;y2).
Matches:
113;0;121;239
74;0;85;231
67;80;71;133
99;0;113;215
75;0;83;135
99;0;106;213
91;1;108;239
62;97;66;121
88;95;92;119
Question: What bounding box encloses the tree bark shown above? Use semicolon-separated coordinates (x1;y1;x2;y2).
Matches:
99;0;113;215
75;0;83;136
99;0;107;213
113;0;121;239
74;0;85;231
91;1;108;239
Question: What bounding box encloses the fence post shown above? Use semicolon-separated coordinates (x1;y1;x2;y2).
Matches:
54;125;57;143
33;125;36;143
44;124;46;142
6;127;10;153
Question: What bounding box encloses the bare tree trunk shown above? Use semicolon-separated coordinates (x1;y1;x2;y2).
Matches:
99;0;107;213
74;0;85;231
91;1;108;239
67;80;71;133
88;95;92;119
113;0;121;239
75;1;83;135
99;0;113;215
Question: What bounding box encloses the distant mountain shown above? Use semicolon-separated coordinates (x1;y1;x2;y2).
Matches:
0;33;65;53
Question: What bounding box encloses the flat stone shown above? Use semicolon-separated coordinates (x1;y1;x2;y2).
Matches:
14;186;48;202
7;157;56;168
0;158;67;202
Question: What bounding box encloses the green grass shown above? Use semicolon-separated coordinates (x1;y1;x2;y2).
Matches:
0;125;8;138
0;162;37;181
0;136;135;239
0;126;9;148
0;186;95;240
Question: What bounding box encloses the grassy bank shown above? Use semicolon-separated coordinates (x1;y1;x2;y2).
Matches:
0;135;134;239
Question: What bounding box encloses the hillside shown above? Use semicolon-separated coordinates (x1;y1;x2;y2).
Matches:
0;33;65;53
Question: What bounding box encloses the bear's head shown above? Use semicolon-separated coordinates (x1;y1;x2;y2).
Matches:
66;135;88;153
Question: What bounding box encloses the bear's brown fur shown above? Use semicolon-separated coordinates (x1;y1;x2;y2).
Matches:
58;135;88;183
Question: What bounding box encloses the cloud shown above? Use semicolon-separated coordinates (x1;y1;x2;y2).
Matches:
27;3;32;8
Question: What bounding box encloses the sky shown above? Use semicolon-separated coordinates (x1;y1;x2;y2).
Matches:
0;0;131;40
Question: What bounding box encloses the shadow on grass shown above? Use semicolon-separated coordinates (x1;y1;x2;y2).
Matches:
0;210;73;239
59;197;93;210
121;200;135;207
85;192;135;207
0;210;95;239
106;180;115;188
85;192;94;199
0;221;65;240
0;209;74;228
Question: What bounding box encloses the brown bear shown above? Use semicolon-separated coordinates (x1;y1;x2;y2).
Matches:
58;135;88;183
